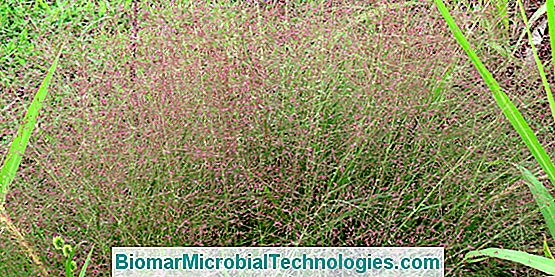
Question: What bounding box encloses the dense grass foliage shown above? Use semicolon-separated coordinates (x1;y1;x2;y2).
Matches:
1;0;554;275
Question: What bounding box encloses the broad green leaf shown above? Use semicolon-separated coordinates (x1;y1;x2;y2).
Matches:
434;0;555;198
466;248;555;275
0;47;62;204
519;166;555;241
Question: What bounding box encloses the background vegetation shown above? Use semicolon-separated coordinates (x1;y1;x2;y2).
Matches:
1;0;554;275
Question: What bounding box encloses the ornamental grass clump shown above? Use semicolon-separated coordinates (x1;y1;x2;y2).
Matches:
0;1;548;275
436;0;555;274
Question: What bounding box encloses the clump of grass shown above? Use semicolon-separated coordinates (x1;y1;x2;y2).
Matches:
0;1;548;275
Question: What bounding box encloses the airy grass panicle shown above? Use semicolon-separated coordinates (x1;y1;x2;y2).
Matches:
435;0;555;274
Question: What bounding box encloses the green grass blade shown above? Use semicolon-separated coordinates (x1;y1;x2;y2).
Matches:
543;235;554;259
429;65;453;105
548;0;555;83
517;0;555;122
514;3;547;56
79;245;94;277
434;0;555;189
531;3;548;24
0;47;62;205
465;248;555;275
519;166;555;241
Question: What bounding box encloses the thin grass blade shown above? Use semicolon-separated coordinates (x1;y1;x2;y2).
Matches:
514;2;547;55
78;245;94;277
0;47;62;204
544;235;554;259
465;248;555;275
517;0;555;122
547;0;555;85
429;65;453;105
519;166;555;241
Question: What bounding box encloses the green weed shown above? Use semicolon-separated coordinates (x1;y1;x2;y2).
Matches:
435;0;555;274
